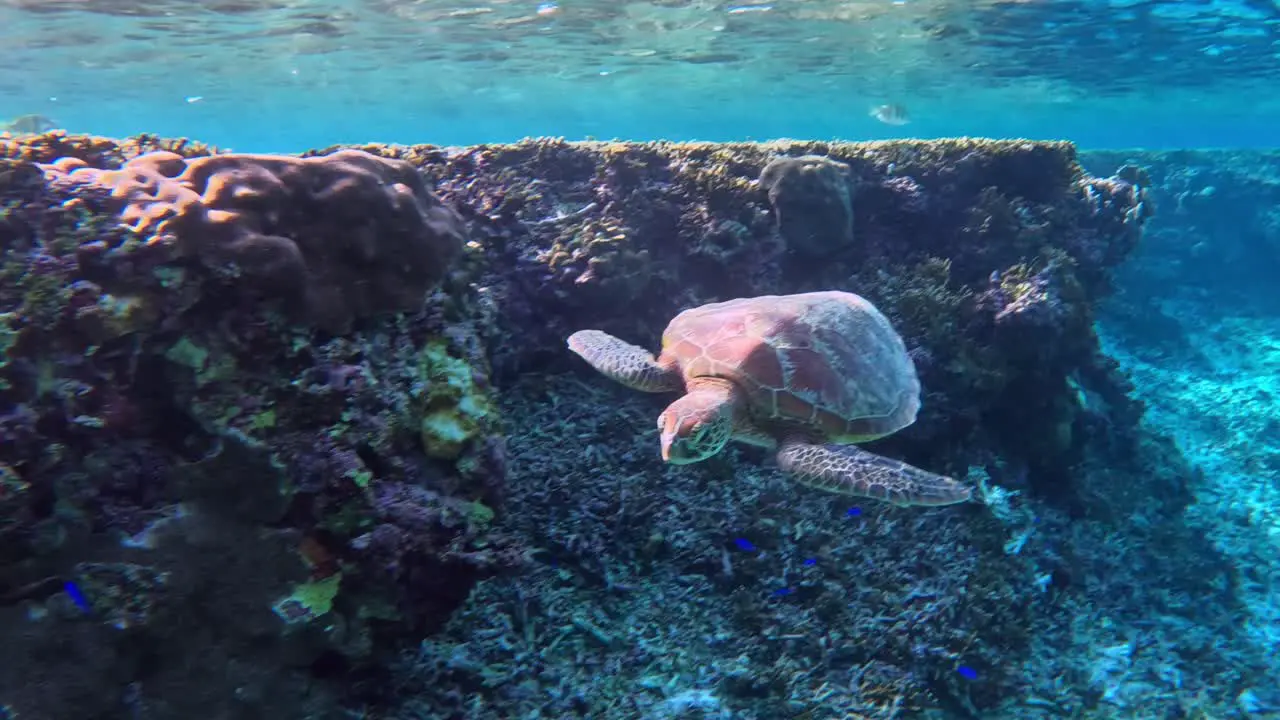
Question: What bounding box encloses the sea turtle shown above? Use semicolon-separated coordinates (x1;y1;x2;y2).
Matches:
566;290;971;507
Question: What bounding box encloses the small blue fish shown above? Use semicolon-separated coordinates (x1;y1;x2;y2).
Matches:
733;538;756;552
846;506;863;517
803;558;817;566
957;665;979;680
63;581;91;613
771;587;792;597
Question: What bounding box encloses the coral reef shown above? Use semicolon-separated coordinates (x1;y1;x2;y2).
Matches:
387;138;1150;512
0;134;514;719
0;132;1256;719
1081;149;1280;307
39;148;466;333
758;153;855;257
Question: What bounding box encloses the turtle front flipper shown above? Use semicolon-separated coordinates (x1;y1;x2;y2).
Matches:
567;329;682;393
775;442;971;507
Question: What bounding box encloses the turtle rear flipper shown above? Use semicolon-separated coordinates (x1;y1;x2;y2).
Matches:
776;442;971;507
567;329;682;393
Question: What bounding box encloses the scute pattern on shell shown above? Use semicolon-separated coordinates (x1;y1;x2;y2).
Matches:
660;291;921;441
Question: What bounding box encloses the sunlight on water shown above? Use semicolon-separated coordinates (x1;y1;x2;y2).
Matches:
3;0;1279;150
2;0;1280;144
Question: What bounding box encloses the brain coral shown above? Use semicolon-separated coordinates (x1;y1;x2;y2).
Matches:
40;149;466;333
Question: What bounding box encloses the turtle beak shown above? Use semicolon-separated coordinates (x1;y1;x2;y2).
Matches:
659;430;674;462
658;413;677;462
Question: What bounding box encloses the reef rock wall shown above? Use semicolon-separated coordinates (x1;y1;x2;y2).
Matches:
390;137;1152;509
0;133;1188;719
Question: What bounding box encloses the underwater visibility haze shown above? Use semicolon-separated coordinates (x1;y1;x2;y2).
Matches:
1;1;1279;719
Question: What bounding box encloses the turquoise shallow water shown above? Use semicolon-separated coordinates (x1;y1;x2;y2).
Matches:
4;0;1280;150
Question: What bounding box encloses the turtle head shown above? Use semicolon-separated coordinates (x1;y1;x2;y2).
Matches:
657;384;736;464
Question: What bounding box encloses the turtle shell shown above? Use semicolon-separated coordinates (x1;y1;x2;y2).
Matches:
658;290;921;441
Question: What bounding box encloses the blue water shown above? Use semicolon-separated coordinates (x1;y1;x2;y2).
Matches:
3;0;1280;151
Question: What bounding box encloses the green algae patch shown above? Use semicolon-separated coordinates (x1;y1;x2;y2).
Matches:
164;336;236;386
165;337;209;372
272;572;342;625
248;408;277;431
416;338;496;460
466;500;495;529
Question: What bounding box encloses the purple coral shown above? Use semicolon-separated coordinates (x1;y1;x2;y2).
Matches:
979;264;1071;328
